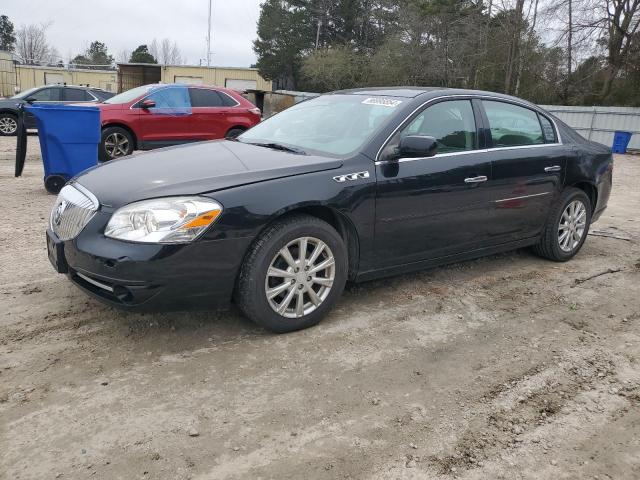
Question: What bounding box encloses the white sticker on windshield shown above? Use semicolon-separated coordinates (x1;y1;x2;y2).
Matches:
362;97;402;107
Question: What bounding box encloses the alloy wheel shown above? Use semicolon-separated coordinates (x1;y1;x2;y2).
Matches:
558;200;587;252
0;116;18;135
265;236;335;318
104;132;130;158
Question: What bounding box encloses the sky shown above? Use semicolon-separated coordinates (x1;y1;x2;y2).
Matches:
3;0;263;67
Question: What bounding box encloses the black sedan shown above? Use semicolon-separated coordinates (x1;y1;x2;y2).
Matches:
0;84;114;135
46;88;613;333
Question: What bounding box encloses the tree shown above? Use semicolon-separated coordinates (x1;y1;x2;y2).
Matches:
253;0;315;90
149;38;183;65
15;23;58;65
129;44;157;63
71;41;114;69
0;15;16;52
598;0;640;100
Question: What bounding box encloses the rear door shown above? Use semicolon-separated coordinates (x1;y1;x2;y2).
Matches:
480;99;570;243
137;86;193;145
188;87;234;139
374;98;493;266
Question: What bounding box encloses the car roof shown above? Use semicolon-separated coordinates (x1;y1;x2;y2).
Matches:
42;84;109;92
332;87;540;108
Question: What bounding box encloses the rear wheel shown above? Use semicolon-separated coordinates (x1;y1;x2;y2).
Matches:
100;126;134;161
0;113;18;136
533;188;592;261
225;127;246;139
236;215;348;333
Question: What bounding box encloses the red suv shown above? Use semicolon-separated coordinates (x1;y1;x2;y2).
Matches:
96;84;261;160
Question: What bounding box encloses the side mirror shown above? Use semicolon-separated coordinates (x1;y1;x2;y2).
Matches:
398;135;437;159
140;99;156;109
25;97;37;104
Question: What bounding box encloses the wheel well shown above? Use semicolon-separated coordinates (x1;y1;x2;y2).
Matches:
570;182;597;211
0;110;17;118
102;123;137;149
226;125;247;135
256;206;360;281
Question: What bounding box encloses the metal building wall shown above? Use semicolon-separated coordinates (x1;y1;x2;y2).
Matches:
0;51;16;97
541;105;640;150
15;65;117;92
161;65;272;91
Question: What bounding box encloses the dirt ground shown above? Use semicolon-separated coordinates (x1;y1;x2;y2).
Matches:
0;135;639;480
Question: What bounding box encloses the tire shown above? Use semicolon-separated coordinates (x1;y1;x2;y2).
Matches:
236;214;348;333
225;127;245;140
533;187;592;262
0;113;18;136
100;126;134;161
44;175;67;194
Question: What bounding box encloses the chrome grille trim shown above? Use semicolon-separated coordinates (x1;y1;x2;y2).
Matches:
50;184;99;241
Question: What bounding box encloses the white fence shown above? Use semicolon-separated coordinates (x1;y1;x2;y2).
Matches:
541;105;640;150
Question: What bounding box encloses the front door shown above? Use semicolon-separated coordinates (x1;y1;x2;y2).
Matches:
24;86;65;128
480;100;570;243
374;99;493;267
137;86;194;146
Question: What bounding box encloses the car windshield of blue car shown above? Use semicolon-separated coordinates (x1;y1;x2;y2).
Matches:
237;94;402;156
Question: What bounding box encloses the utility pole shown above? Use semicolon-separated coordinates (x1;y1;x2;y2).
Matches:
206;0;212;66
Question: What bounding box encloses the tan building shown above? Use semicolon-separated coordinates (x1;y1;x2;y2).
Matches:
0;51;17;97
118;63;271;92
15;65;118;93
0;51;272;96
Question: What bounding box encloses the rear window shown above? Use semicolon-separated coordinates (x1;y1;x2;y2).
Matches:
64;88;91;101
483;100;545;147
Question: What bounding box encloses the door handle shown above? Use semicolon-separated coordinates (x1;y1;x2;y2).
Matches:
544;165;561;172
464;175;488;184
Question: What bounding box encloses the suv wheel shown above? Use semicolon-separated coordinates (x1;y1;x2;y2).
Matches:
0;113;18;136
533;187;592;261
225;127;245;139
236;214;348;333
100;126;134;161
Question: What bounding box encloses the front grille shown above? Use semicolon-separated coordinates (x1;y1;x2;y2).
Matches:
50;184;99;241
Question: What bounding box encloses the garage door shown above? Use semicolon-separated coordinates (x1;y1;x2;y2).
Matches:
44;72;64;85
174;76;204;85
225;79;257;91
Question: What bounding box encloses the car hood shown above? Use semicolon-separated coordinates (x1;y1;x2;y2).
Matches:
76;140;343;208
0;98;22;107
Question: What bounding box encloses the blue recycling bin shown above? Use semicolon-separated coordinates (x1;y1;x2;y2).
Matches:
612;131;632;154
25;104;100;194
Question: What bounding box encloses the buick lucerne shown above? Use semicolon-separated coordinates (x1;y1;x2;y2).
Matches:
46;88;613;333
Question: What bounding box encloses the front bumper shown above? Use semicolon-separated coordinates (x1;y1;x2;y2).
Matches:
47;216;252;311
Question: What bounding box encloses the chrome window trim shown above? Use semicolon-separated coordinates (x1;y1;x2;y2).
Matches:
374;94;563;164
495;192;551;203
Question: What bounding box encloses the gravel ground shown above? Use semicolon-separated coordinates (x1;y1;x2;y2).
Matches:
0;136;639;480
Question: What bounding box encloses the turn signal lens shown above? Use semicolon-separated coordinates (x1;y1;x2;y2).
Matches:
105;197;223;243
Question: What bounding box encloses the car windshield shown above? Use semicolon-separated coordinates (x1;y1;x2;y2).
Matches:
12;87;41;99
103;85;157;104
237;94;403;156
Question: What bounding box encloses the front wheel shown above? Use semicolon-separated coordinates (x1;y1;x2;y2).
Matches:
0;113;18;136
533;187;592;261
100;126;134;161
235;214;348;333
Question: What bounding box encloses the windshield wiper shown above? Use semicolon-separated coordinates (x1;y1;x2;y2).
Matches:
245;141;307;155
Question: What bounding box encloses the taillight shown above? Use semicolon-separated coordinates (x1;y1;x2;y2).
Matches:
249;107;261;116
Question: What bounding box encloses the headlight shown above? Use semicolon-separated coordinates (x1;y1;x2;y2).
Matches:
105;196;222;243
